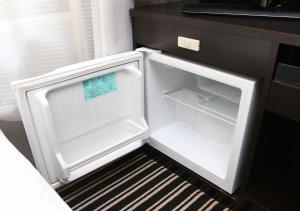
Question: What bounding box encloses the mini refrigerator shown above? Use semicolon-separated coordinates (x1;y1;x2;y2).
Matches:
12;48;257;194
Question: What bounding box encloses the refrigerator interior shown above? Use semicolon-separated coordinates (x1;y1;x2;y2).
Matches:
146;60;242;180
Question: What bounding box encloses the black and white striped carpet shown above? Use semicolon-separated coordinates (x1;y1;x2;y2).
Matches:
57;145;232;211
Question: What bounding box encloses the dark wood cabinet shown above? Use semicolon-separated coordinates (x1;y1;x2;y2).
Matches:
131;1;300;129
133;18;273;78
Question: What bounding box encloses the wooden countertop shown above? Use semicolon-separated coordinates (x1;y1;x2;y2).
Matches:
131;2;300;46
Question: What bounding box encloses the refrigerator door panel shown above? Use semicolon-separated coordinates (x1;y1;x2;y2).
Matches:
12;51;148;184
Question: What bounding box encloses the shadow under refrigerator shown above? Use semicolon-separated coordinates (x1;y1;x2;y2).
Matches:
12;48;257;194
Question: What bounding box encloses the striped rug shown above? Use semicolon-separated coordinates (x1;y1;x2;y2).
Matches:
57;145;232;211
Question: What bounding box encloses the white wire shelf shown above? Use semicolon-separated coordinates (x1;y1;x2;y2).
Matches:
163;86;239;125
198;77;241;104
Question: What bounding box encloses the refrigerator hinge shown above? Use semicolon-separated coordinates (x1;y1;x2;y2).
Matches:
136;47;161;55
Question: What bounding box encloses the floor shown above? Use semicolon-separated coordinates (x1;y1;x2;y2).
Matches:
247;172;300;211
56;145;266;211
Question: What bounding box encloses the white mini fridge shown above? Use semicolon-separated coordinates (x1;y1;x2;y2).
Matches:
12;48;257;194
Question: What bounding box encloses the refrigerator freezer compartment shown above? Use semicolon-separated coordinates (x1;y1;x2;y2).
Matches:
150;121;231;179
59;118;146;168
163;86;239;125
